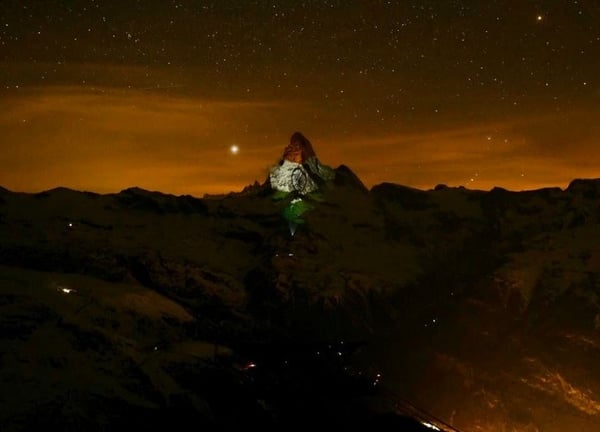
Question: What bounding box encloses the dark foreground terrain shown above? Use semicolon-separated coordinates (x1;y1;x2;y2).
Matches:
1;170;600;431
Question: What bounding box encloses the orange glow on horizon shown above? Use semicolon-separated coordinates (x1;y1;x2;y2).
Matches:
1;86;600;197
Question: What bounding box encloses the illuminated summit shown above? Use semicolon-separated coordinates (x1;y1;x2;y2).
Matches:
269;132;335;195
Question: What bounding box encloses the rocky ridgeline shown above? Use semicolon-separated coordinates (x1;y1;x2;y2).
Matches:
1;134;600;431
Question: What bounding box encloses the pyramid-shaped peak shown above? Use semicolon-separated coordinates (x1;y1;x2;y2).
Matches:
282;132;317;164
270;132;334;195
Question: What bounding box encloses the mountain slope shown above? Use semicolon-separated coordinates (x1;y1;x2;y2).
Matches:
1;174;600;431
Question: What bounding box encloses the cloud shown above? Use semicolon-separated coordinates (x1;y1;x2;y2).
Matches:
326;110;600;191
0;85;293;194
1;83;599;195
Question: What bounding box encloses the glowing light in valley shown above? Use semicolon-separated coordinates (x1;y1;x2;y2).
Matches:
59;287;75;294
421;421;441;431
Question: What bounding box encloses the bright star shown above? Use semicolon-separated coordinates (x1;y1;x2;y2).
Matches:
537;15;543;21
230;144;239;155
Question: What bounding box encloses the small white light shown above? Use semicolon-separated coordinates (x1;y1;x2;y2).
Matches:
230;144;239;155
421;422;441;431
68;222;73;228
59;287;75;294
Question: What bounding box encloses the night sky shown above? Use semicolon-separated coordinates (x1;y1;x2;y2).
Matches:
1;1;599;195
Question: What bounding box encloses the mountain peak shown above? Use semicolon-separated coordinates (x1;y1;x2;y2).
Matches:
282;132;317;164
269;132;335;195
333;165;368;192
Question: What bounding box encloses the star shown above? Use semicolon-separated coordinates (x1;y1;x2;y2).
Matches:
230;144;239;155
